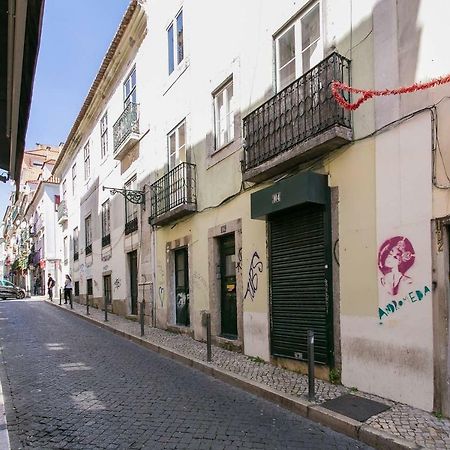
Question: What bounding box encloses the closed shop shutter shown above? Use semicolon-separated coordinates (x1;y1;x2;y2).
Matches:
270;203;330;364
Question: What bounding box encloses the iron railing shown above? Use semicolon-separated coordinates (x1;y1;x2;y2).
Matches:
113;102;139;153
57;200;68;222
242;52;351;172
102;234;111;247
125;217;138;235
150;162;196;220
85;244;92;256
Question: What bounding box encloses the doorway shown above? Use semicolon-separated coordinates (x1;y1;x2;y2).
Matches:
103;274;112;309
174;247;190;326
219;234;237;338
128;251;138;315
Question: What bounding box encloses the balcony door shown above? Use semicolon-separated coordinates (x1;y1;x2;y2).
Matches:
167;121;187;211
275;2;322;91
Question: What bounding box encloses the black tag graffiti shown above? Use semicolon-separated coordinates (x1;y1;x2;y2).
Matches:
244;251;263;301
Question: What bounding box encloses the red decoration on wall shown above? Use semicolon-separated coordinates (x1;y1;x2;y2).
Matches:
332;73;450;111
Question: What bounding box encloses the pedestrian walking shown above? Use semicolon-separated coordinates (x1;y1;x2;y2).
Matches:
64;275;73;305
33;276;40;296
47;274;55;301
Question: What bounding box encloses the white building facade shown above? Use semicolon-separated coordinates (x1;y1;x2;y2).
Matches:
52;0;450;415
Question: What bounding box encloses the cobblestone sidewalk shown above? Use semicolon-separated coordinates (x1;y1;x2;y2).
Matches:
45;298;450;449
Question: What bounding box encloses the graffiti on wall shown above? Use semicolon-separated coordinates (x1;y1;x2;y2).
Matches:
158;286;164;307
377;236;429;322
244;251;263;301
378;236;415;296
379;286;431;320
113;278;121;290
236;248;243;273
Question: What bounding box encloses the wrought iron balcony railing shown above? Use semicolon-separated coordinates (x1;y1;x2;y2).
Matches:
102;234;111;247
57;200;68;224
85;244;92;256
113;102;139;155
125;217;138;235
242;52;351;175
150;162;197;225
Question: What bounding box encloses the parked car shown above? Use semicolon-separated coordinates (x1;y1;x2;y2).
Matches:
0;280;26;299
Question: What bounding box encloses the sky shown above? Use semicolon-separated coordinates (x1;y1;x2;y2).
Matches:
0;0;130;219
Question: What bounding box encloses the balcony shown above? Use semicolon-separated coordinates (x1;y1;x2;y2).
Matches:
113;102;139;160
150;162;197;226
125;217;138;235
57;200;68;224
242;52;352;183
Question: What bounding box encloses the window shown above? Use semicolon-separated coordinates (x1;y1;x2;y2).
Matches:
214;79;234;149
275;2;322;91
63;236;68;262
85;215;92;255
72;163;77;194
84;142;90;180
123;67;136;107
100;112;108;158
125;176;138;228
167;9;184;74
168;121;186;170
74;281;79;297
62;180;67;200
101;200;111;247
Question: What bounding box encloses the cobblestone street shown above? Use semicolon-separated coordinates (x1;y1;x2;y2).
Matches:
0;299;371;449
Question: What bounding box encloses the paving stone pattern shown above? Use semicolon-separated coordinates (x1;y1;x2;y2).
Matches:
0;299;371;449
52;298;450;450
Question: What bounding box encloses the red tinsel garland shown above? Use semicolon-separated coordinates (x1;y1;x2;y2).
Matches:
332;73;450;110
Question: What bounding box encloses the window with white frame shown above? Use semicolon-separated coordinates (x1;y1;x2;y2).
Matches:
101;200;110;238
125;176;138;224
213;79;234;149
85;215;92;251
84;142;90;180
167;9;184;75
274;2;322;91
72;163;77;194
123;67;136;107
168;121;186;170
100;112;108;158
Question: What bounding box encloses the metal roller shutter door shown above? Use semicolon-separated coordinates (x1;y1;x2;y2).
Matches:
270;203;330;364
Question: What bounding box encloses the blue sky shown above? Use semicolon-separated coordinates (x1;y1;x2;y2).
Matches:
0;0;130;219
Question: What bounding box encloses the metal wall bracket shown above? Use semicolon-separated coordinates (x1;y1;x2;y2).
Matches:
103;186;145;208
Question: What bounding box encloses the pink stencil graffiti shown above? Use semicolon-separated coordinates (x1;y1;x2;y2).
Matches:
378;236;415;295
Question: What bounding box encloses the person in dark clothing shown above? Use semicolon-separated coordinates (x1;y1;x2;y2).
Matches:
64;275;73;305
47;274;55;301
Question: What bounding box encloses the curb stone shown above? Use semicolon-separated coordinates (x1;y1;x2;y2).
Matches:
45;300;424;450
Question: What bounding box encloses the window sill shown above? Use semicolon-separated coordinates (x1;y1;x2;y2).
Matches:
206;137;242;170
163;57;190;96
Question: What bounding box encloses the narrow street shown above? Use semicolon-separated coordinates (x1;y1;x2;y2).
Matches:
0;299;371;449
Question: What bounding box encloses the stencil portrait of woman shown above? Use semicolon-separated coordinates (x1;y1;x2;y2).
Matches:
378;236;415;296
